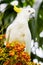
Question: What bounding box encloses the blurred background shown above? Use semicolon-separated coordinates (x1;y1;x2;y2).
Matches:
0;0;43;65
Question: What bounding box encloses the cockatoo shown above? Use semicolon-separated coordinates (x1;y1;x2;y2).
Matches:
6;5;35;54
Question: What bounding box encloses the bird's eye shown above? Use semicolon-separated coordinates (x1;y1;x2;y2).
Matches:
28;10;30;12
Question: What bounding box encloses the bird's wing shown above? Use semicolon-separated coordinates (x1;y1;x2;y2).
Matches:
6;25;11;42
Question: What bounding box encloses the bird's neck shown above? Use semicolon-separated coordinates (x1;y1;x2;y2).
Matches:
15;13;29;23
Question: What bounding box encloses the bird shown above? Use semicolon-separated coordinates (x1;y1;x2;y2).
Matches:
6;5;35;54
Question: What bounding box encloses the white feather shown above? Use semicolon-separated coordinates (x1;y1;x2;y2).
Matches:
6;6;35;54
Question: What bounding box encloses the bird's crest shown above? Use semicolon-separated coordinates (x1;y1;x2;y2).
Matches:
14;5;22;13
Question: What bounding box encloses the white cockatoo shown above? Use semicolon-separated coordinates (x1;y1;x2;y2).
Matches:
6;5;35;54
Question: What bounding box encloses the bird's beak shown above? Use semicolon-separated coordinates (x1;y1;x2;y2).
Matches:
31;12;35;17
14;5;22;13
29;10;35;19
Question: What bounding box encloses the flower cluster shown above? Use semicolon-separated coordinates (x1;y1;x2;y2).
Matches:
5;41;31;65
0;34;40;65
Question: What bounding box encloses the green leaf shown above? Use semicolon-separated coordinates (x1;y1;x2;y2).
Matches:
0;0;14;4
1;5;17;33
36;2;43;47
25;0;34;7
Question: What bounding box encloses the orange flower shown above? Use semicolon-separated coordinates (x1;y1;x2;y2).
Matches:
13;41;25;52
21;42;25;48
14;43;21;52
21;52;31;62
9;50;15;56
14;46;21;52
20;43;25;50
3;61;10;65
6;43;10;48
16;62;22;65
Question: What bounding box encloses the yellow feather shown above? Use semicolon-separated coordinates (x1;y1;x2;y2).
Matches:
13;5;22;13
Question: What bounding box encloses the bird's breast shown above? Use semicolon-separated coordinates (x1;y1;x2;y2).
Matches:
9;23;31;43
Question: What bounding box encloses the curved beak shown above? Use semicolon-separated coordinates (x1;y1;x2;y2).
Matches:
13;5;22;13
31;12;35;17
29;10;35;18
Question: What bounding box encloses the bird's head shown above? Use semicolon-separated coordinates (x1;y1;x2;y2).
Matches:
14;5;35;20
22;6;35;19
